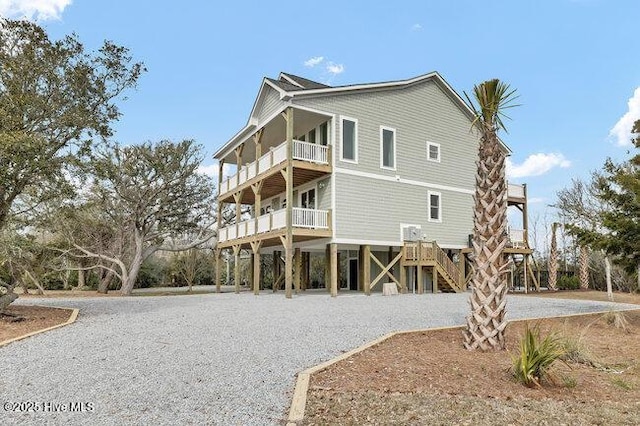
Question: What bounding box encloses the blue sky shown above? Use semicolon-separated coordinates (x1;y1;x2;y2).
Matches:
3;0;639;244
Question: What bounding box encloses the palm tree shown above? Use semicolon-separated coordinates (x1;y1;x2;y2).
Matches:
462;79;518;351
548;222;560;291
579;245;589;289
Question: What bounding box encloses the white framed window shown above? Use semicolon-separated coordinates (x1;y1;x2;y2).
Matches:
380;126;396;170
299;187;316;209
427;141;441;163
340;116;358;163
428;191;441;222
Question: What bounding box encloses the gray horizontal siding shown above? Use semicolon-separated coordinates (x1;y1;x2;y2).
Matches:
293;80;479;190
334;173;472;248
254;85;284;124
317;177;331;211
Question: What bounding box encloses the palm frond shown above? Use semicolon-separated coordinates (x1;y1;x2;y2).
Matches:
464;78;520;133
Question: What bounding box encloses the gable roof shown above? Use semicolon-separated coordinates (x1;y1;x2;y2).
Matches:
278;72;331;90
215;71;512;159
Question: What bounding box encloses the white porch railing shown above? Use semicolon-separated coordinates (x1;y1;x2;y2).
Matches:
220;140;330;195
509;229;526;248
507;183;525;199
217;207;330;243
292;207;329;228
292;140;329;164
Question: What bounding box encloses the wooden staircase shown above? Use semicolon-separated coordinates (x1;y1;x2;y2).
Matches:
403;241;465;293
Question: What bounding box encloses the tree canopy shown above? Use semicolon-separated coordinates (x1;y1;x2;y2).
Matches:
558;119;640;285
0;18;144;230
59;139;217;295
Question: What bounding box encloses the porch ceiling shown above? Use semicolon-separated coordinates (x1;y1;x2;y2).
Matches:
220;108;330;165
219;164;330;204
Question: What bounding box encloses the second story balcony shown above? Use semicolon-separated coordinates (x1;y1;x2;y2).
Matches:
507;182;526;204
217;207;332;248
218;139;332;204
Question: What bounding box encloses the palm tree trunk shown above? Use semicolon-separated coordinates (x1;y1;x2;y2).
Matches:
548;223;559;291
463;131;510;351
579;246;589;290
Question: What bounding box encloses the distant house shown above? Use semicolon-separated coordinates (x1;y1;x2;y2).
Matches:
213;71;531;296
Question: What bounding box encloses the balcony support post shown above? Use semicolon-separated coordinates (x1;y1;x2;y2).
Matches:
232;245;241;294
324;244;330;292
458;252;466;290
272;251;280;292
432;265;439;293
250;241;262;295
283;106;294;299
302;252;310;291
215;248;222;293
294;247;301;294
330;243;338;297
417;244;424;294
362;245;371;296
251;181;263;232
253;129;263;176
234;144;244;187
233;190;244;225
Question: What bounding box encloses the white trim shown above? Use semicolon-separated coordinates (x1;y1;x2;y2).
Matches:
331;238;403;247
330;115;337;237
428;190;442;223
339;116;358;163
290;72;440;97
287;103;334;118
427;141;441;163
379;126;397;170
331;239;469;250
278;73;304;88
334;167;474;195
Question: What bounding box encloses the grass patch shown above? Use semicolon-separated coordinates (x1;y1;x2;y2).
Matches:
611;377;634;390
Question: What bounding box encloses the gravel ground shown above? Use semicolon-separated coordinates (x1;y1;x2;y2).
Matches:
1;291;637;425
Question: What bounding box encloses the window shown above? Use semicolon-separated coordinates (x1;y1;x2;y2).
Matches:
300;188;316;209
319;122;328;146
341;117;357;162
380;126;396;169
427;142;441;163
308;128;316;144
428;191;441;222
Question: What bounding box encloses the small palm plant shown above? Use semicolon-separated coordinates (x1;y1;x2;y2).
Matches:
511;323;565;387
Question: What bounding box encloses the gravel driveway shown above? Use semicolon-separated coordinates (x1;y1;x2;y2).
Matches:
2;291;637;425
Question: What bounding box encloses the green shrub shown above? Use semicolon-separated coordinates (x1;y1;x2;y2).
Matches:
41;275;65;290
512;323;565;387
557;275;580;290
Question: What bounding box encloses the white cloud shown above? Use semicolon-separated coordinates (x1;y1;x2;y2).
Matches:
609;87;640;146
527;197;545;204
304;56;324;67
506;153;571;178
197;163;234;181
0;0;72;21
411;23;422;31
326;62;344;75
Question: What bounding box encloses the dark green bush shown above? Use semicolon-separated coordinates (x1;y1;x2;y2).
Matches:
557;275;580;290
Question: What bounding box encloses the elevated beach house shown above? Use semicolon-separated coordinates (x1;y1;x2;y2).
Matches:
213;72;532;297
